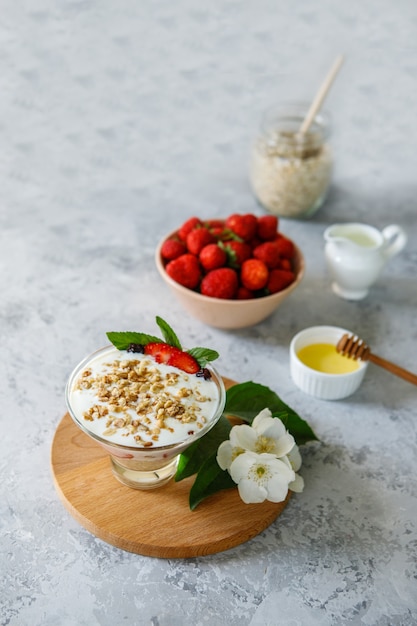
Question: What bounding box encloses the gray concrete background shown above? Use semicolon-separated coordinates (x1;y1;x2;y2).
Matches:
1;1;416;625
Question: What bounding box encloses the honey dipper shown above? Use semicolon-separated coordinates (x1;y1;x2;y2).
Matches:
336;334;417;386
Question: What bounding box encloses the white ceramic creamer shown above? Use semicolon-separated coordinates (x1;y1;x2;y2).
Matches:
324;222;407;300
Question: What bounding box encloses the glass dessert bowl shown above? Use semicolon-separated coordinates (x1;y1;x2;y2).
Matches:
66;344;226;490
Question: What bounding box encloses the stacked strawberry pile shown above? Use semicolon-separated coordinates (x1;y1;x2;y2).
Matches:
160;213;298;300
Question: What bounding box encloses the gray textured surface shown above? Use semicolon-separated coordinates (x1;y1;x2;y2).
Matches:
1;1;417;625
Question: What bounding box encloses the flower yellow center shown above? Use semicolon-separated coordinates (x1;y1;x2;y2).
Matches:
231;447;245;462
255;436;276;455
249;463;272;485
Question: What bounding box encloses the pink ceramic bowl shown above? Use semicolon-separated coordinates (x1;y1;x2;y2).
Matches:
155;229;305;329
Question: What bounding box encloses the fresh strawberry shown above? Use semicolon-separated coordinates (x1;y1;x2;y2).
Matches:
275;236;295;259
222;240;252;267
236;286;255;300
279;258;292;271
257;215;279;240
199;243;227;271
266;269;295;294
186;228;215;255
160;238;187;261
144;342;200;374
210;226;225;239
253;241;281;269
165;254;201;289
240;258;269;291
162;213;299;303
225;213;258;242
205;219;225;230
247;236;261;250
178;217;203;242
200;267;239;299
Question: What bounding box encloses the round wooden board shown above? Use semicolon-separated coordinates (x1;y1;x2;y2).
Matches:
51;377;291;558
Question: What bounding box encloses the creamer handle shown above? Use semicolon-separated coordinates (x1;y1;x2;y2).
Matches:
382;225;407;260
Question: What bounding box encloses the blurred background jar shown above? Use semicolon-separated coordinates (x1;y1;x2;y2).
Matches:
250;103;333;219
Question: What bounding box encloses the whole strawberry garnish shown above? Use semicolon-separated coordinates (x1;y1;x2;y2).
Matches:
221;240;252;267
240;258;269;291
225;213;258;242
161;238;187;261
257;215;279;240
186;228;215;255
178;217;203;241
165;254;201;289
266;269;295;294
144;343;200;374
199;243;227;271
253;241;281;269
200;267;239;299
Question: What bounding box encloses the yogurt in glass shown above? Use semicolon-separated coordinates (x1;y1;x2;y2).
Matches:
66;345;226;489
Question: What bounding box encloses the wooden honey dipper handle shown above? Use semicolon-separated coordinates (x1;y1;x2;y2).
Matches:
367;353;417;385
337;334;417;386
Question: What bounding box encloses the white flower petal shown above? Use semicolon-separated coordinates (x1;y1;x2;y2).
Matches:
252;408;273;429
289;473;304;493
216;440;233;471
280;455;292;470
230;424;257;451
229;451;259;483
269;457;295;482
237;479;267;504
258;417;286;438
264;474;290;503
273;432;296;458
287;444;302;471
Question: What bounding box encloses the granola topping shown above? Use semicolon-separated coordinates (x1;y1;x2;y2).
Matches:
70;348;220;447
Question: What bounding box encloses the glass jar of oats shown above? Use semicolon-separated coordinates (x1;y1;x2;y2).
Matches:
250;103;333;219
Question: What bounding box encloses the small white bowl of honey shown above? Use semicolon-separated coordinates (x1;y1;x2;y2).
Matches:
290;325;368;400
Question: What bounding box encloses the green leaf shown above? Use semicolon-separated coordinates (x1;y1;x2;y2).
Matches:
218;228;243;242
106;331;162;350
187;347;219;367
175;414;232;481
224;382;319;446
189;454;236;510
273;409;319;446
224;382;285;422
155;316;182;349
219;241;239;268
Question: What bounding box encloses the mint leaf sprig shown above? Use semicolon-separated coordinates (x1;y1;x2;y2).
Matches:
176;381;319;510
106;316;219;369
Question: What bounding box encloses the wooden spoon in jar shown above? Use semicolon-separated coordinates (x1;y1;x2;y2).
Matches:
336;334;417;386
299;54;344;135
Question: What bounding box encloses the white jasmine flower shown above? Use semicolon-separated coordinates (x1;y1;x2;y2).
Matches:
227;408;295;459
216;408;305;503
230;451;296;504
